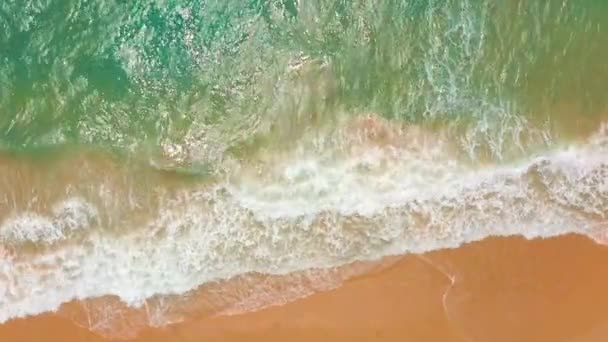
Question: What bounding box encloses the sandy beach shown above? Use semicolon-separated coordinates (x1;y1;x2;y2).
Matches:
2;233;608;342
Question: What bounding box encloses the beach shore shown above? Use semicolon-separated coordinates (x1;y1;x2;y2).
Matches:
1;233;608;342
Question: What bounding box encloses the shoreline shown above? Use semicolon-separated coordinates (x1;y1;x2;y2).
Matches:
2;233;608;342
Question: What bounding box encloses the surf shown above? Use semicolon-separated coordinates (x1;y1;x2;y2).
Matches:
1;118;608;338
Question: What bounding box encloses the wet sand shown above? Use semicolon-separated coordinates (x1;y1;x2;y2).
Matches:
2;233;608;342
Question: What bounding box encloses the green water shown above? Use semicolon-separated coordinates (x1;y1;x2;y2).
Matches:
1;0;607;163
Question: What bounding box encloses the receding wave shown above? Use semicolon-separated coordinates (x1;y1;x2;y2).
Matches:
2;120;608;338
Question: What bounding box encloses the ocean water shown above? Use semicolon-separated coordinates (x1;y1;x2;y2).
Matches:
1;0;608;338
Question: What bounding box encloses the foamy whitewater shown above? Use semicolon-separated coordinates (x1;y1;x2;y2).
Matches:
2;122;608;337
1;0;608;338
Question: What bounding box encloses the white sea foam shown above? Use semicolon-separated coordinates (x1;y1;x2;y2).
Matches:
1;126;608;338
0;213;57;244
0;198;98;244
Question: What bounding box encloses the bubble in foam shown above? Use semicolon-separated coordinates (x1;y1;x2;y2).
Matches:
0;198;99;244
0;213;58;244
52;198;100;233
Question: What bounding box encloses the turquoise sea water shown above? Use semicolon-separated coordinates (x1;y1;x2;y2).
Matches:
1;1;607;159
1;1;608;338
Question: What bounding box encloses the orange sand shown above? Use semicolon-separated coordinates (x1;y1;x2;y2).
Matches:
2;234;608;342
